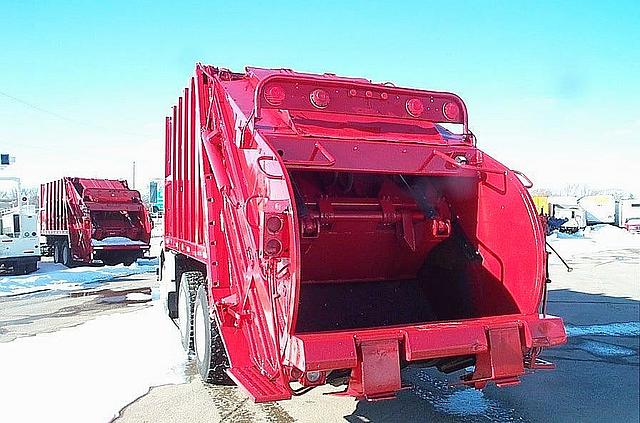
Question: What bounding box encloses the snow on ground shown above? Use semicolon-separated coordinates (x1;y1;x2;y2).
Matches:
0;299;188;423
0;258;158;297
547;224;640;256
546;224;640;300
91;236;147;247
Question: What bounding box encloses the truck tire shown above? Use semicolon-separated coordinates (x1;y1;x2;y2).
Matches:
178;271;202;352
193;284;231;384
61;243;73;267
25;262;37;274
53;243;61;264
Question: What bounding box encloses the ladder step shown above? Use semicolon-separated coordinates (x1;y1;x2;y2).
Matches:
228;366;291;403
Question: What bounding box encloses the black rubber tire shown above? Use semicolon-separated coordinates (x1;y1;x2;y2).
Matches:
24;262;37;274
178;271;202;352
61;242;73;267
167;292;178;319
193;284;232;384
53;243;61;264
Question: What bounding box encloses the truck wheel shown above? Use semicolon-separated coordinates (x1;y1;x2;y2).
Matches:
24;262;37;274
193;284;231;384
61;243;73;267
53;243;61;264
178;271;202;352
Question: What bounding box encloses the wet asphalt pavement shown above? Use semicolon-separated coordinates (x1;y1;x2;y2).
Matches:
0;249;638;423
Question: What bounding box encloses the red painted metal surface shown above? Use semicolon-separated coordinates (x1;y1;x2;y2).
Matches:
40;177;151;263
164;64;566;402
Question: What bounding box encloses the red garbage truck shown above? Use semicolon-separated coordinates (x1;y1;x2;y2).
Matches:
159;64;566;402
40;177;152;267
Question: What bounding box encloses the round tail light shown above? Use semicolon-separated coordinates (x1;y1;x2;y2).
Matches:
443;102;460;121
406;98;424;117
310;89;330;109
264;85;286;106
266;216;283;234
265;239;283;256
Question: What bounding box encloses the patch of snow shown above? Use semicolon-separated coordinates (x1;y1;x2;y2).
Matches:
548;224;640;252
0;301;188;423
0;260;156;297
411;370;522;421
576;340;637;358
91;236;147;247
565;322;640;337
126;292;152;301
434;389;490;416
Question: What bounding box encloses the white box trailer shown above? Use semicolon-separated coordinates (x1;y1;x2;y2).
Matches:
616;199;640;231
578;195;616;225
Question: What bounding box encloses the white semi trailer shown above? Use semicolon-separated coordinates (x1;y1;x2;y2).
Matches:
578;195;616;225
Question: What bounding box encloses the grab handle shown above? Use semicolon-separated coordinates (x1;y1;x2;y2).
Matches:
257;156;284;180
284;142;336;167
511;170;534;188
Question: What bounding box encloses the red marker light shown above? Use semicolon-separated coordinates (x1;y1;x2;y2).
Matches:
264;85;286;106
265;239;283;256
406;98;424;117
443;102;460;121
266;216;283;234
310;89;330;109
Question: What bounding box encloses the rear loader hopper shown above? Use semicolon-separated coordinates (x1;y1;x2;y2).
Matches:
160;64;566;402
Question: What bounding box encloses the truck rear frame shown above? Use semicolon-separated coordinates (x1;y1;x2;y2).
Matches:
161;64;566;402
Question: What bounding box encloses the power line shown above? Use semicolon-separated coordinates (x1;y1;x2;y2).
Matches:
0;89;145;138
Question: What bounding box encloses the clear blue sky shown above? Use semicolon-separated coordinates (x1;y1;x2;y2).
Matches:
1;1;638;194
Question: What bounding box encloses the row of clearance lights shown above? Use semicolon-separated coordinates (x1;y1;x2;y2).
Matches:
263;85;461;120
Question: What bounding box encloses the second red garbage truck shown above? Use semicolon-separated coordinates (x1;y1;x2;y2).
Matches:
40;177;152;266
159;63;567;402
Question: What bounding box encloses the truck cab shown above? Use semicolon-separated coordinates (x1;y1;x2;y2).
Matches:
0;198;40;274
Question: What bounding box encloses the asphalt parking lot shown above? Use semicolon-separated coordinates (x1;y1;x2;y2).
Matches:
0;236;638;423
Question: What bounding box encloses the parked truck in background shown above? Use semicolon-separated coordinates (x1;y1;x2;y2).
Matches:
40;177;152;267
548;196;587;233
0;177;40;274
159;64;566;402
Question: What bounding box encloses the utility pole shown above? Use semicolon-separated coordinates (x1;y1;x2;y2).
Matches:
132;161;136;189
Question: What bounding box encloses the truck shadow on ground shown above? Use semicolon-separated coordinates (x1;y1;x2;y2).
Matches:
343;289;639;423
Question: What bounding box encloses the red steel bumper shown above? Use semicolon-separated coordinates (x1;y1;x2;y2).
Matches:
287;314;566;399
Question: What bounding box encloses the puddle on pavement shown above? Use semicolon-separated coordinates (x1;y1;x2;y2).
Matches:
408;369;524;422
576;340;637;358
565;321;640;337
69;287;154;305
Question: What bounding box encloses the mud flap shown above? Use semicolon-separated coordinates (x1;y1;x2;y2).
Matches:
464;325;525;388
346;339;402;400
